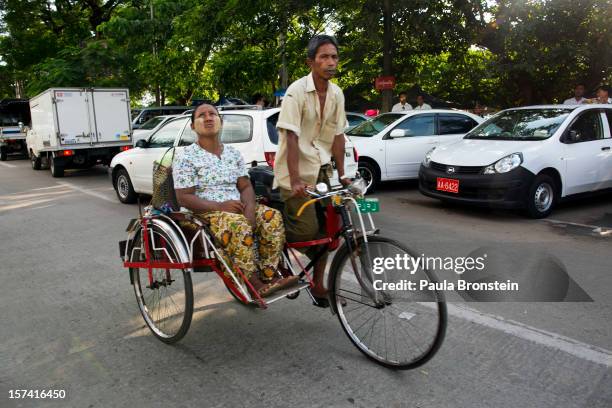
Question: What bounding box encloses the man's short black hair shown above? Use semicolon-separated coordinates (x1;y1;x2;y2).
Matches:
595;85;610;93
252;93;264;103
307;35;339;60
574;83;586;88
191;104;220;124
399;91;407;97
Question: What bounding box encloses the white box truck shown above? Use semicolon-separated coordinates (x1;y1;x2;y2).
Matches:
26;88;132;177
0;99;30;161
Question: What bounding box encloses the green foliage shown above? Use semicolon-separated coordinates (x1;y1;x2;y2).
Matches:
0;0;608;108
478;0;611;105
411;49;500;106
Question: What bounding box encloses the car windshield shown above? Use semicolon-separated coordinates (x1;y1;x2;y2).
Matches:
139;116;166;130
346;113;403;136
0;103;30;126
465;109;572;140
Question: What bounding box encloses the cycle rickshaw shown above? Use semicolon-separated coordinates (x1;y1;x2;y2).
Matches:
119;174;447;369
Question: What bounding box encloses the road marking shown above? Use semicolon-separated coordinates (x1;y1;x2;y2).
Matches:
0;162;17;168
55;181;117;203
342;273;612;366
546;218;612;236
28;204;55;211
31;185;67;191
0;197;58;212
446;303;612;367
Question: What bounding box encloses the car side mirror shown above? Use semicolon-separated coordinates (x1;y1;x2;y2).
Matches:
390;129;406;138
566;130;579;143
135;139;148;148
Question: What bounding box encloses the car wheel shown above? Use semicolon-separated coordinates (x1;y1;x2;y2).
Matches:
31;152;41;170
526;174;557;218
357;161;379;193
50;157;64;178
0;146;7;161
115;168;137;204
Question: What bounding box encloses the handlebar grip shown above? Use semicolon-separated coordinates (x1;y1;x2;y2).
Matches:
296;198;318;217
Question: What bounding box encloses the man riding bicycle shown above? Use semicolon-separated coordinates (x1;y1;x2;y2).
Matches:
273;35;351;307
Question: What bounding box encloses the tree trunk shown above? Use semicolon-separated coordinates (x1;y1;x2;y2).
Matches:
381;0;393;112
516;74;535;106
279;31;288;91
15;79;24;99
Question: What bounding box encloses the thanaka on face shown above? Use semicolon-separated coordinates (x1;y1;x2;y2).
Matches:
192;105;221;138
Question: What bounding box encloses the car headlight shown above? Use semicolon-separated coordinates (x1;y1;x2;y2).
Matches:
483;153;523;174
423;147;436;168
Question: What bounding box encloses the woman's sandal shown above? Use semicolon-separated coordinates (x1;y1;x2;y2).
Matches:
258;275;300;298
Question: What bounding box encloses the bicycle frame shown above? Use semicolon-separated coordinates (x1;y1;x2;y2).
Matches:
120;187;379;310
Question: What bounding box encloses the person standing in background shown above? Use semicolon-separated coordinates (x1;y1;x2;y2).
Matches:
414;94;432;110
252;93;266;108
592;85;611;104
563;84;586;105
392;91;412;112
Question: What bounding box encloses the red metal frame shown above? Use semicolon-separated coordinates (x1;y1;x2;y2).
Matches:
123;207;343;307
286;237;332;248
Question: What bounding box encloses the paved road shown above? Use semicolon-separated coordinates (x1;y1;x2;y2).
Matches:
1;160;611;408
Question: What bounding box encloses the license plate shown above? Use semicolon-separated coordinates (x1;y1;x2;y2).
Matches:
436;177;459;193
356;198;380;213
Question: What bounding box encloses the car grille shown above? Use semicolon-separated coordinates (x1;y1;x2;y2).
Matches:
430;161;484;174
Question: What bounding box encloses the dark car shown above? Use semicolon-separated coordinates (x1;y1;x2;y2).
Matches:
132;106;190;129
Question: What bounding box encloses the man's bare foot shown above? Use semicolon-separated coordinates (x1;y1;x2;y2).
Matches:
310;286;328;298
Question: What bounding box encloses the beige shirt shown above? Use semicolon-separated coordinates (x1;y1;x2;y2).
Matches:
414;103;432;110
273;73;347;189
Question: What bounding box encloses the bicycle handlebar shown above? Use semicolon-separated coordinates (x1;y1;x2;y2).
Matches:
296;176;368;217
296;187;356;217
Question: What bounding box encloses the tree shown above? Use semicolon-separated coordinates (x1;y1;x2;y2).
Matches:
465;0;612;105
334;0;491;111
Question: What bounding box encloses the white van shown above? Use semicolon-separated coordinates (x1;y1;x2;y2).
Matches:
419;105;612;218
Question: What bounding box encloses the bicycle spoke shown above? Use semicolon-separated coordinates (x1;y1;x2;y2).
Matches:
131;227;192;343
333;237;446;368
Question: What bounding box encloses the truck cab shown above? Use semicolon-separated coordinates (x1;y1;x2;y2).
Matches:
0;99;31;161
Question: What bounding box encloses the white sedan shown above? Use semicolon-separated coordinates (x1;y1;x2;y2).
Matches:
347;109;483;192
110;109;358;203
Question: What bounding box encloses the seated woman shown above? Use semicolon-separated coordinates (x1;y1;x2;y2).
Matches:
173;104;297;297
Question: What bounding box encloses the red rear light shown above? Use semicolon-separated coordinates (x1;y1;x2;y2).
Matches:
120;146;132;152
58;150;74;157
264;151;276;167
353;147;359;163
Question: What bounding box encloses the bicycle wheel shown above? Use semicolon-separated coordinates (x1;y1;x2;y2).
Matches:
329;235;447;369
129;221;194;344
